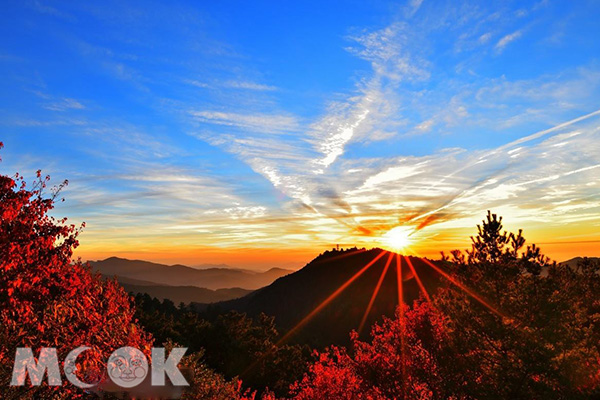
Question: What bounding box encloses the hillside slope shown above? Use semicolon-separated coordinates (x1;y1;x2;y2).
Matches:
119;282;252;304
213;248;444;347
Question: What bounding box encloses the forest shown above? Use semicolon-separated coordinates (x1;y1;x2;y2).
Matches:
2;150;600;399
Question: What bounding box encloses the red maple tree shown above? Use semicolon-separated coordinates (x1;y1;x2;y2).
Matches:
0;142;152;398
291;301;456;399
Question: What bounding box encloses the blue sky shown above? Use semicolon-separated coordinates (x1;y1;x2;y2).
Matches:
1;0;599;267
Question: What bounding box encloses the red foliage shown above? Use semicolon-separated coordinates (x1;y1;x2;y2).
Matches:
0;162;152;397
293;212;600;399
292;302;459;400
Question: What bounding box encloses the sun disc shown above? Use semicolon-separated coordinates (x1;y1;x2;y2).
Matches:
382;226;413;252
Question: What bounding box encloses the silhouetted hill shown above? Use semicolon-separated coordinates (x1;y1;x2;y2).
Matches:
560;257;600;269
100;274;168;287
212;248;445;347
118;282;251;304
90;257;293;290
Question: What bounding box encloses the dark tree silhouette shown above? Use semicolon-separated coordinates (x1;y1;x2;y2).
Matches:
293;211;600;399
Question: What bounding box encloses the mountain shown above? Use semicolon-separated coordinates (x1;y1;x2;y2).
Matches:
212;248;445;347
118;282;252;304
536;257;600;277
100;274;168;287
90;257;293;290
560;257;600;269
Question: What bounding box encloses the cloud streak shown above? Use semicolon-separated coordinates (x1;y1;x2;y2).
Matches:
177;5;600;260
7;0;599;266
190;110;299;134
495;30;523;53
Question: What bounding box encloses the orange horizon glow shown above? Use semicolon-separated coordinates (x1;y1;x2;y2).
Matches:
72;234;599;271
71;213;600;270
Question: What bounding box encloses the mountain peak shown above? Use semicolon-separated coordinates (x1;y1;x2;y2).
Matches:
218;248;443;347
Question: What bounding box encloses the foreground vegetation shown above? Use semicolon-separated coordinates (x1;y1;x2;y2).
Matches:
1;147;599;399
291;213;600;399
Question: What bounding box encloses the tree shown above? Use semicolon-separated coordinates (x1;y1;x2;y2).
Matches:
293;211;600;399
133;295;311;398
436;211;600;398
0;145;152;398
291;302;460;399
0;144;303;399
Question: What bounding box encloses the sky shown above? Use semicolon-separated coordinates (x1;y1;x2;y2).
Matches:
1;0;599;269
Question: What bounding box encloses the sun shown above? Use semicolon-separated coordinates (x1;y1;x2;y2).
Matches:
382;226;414;252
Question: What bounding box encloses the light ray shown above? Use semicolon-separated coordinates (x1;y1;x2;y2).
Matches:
276;249;387;345
358;251;394;334
420;258;505;318
311;247;368;265
395;254;407;392
403;256;431;302
396;254;404;308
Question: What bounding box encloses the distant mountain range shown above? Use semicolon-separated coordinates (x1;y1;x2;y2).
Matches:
112;278;252;305
559;257;600;269
90;257;293;304
93;253;597;340
212;248;444;347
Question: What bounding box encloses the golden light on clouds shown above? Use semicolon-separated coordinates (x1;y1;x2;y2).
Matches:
3;1;600;271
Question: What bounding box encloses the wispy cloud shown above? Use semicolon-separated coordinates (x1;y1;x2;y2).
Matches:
184;79;210;88
346;22;430;82
407;0;425;17
43;98;85;111
180;6;600;257
415;119;434;132
188;21;427;208
184;79;277;91
190;110;299;134
223;80;277;91
31;91;86;112
29;0;76;21
495;30;523;53
4;118;87;127
338;112;600;248
478;32;492;44
309;98;371;172
8;0;599;265
307;22;429;172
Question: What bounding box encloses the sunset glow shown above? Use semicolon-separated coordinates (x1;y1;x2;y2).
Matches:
382;226;414;253
0;1;599;269
3;2;600;398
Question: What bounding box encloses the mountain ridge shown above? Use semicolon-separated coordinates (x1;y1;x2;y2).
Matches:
90;257;294;290
207;248;445;347
119;282;252;305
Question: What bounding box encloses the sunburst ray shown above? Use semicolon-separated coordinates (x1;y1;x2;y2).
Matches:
421;258;505;318
358;251;394;334
403;256;431;302
276;249;387;345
